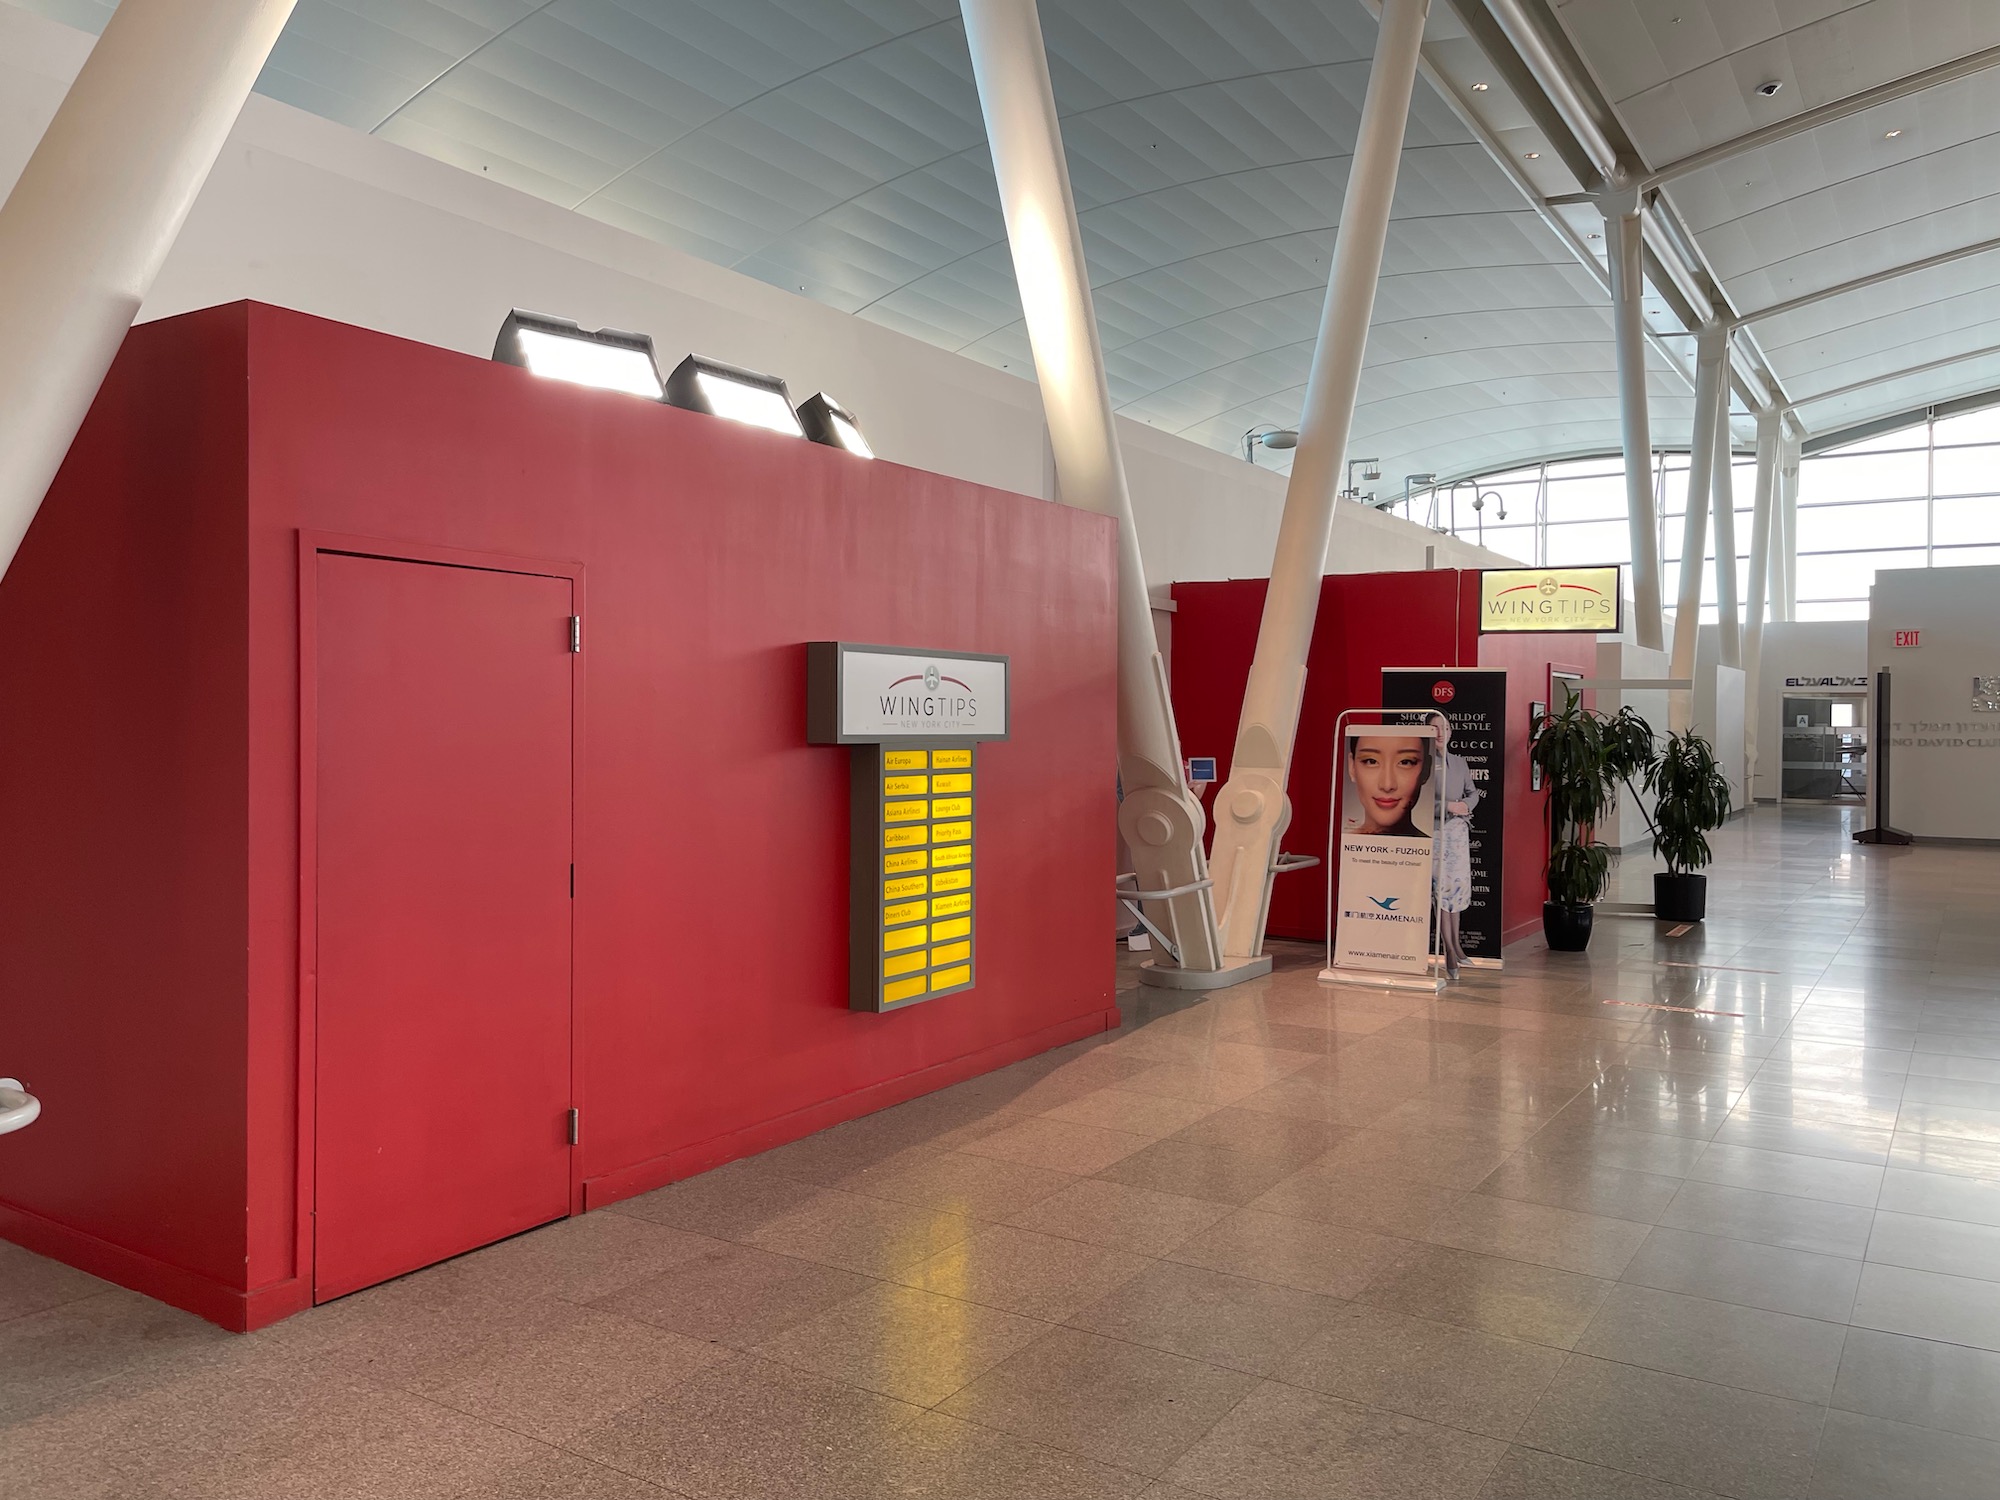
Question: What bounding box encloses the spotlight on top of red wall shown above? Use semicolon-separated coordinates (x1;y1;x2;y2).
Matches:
492;310;664;400
665;355;805;438
796;393;875;459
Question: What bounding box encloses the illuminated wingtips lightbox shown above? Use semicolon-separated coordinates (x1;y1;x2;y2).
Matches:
492;310;664;400
666;355;805;437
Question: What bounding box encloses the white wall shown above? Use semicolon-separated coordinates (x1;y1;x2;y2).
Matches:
1703;621;1868;802
1868;566;2000;841
0;5;1516;594
1694;664;1747;811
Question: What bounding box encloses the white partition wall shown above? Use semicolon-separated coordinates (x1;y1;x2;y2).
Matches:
1705;621;1868;803
1868;566;2000;841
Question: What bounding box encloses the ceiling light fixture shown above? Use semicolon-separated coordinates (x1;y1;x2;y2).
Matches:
796;392;875;458
1470;82;1490;91
492;310;664;400
1755;80;1783;97
1524;151;1540;159
1885;129;1902;138
1241;426;1298;463
665;355;805;437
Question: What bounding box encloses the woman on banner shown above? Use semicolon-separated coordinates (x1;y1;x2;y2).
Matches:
1427;711;1479;977
1345;734;1432;839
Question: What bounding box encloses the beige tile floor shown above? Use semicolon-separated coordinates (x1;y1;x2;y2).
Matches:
8;805;2000;1497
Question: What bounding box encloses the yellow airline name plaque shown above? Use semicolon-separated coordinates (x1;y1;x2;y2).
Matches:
846;743;979;1010
1478;566;1623;634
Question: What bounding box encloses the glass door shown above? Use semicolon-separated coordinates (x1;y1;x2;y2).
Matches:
1780;692;1868;804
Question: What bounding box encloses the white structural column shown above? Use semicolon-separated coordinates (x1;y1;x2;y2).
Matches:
1207;0;1429;960
1764;445;1788;625
1669;321;1726;729
1606;195;1667;650
0;0;299;583
1711;395;1742;667
959;0;1227;973
1779;429;1802;621
1742;408;1781;792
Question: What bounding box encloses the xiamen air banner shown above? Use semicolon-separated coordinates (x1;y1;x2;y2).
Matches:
1328;722;1438;980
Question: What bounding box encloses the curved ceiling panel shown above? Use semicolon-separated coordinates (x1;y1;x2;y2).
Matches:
18;0;1700;490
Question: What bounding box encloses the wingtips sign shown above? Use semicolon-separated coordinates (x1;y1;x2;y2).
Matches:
1479;567;1622;634
806;642;1010;744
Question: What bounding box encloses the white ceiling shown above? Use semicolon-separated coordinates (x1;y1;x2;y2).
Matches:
1551;0;2000;435
16;0;1997;482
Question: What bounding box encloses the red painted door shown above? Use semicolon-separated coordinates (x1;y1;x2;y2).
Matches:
313;551;574;1301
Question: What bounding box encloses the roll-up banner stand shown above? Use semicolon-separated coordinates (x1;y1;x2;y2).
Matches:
1382;668;1507;969
1320;712;1445;993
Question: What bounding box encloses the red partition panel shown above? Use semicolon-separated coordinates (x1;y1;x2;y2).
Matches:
1475;632;1597;934
310;550;576;1300
0;303;1118;1327
1171;573;1468;939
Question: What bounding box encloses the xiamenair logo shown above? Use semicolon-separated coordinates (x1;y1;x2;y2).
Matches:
1351;893;1423;923
882;663;978;721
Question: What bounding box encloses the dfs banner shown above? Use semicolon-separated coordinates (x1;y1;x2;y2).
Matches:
1382;668;1508;968
1329;723;1439;979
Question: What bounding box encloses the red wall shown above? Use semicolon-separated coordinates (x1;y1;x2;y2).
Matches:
0;309;252;1311
1475;631;1598;943
0;304;1119;1328
1171;572;1592;944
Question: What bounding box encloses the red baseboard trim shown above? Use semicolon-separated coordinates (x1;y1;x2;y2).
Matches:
0;1199;307;1332
584;1005;1121;1210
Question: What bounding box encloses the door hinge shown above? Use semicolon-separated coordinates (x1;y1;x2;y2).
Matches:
569;616;582;653
569;863;575;898
566;1107;580;1146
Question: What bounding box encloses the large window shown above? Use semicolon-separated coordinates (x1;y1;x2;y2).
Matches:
1413;401;2000;622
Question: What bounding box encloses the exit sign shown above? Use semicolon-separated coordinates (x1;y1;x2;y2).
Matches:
1895;630;1922;648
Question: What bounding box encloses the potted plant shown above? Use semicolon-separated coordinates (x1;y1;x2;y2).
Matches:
1530;699;1655;951
1646;728;1732;922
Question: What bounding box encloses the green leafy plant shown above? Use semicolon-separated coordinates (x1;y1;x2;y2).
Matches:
1646;728;1732;876
1530;697;1656;906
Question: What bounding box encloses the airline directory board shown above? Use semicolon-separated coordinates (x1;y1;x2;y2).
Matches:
807;642;1010;1012
854;744;978;1009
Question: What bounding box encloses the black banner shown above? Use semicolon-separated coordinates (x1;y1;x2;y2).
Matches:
1381;668;1507;965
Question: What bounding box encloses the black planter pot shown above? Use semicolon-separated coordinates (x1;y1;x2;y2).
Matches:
1654;872;1708;923
1543;901;1594;952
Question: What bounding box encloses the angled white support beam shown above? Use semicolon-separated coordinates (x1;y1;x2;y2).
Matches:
1669;322;1726;728
0;0;300;584
1647;44;2000;189
960;0;1236;979
1208;0;1430;962
1605;194;1666;650
1478;0;1620;183
1711;393;1742;668
1778;428;1802;622
1735;236;2000;331
1742;408;1781;793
